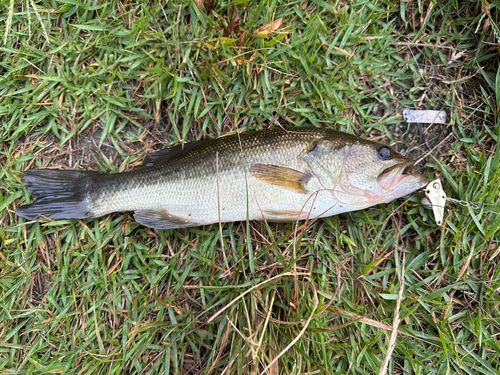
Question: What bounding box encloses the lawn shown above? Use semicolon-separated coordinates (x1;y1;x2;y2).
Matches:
1;0;500;374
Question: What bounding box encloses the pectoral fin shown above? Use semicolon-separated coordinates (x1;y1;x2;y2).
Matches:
134;209;199;229
250;164;311;194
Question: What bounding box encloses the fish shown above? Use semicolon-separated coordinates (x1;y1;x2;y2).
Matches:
16;127;428;229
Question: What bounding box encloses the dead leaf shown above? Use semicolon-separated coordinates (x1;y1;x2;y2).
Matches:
449;49;467;63
482;0;491;16
194;0;214;13
224;6;240;36
253;17;284;38
204;0;214;13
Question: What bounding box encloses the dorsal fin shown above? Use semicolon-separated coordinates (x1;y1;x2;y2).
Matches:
142;138;213;167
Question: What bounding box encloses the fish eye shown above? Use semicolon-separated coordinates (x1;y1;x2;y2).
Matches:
377;145;393;160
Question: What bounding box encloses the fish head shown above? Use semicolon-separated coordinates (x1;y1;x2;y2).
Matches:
304;135;428;208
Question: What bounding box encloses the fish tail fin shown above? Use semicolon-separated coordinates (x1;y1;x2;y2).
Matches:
16;169;101;221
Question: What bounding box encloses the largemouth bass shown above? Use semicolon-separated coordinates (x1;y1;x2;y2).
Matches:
16;127;427;229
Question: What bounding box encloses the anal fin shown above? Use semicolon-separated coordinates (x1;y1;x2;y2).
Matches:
261;209;305;222
250;164;311;194
134;209;198;229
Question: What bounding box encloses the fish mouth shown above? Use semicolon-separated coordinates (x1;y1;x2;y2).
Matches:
377;160;428;192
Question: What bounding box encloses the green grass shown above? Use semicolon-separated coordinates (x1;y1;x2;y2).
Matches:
1;0;500;374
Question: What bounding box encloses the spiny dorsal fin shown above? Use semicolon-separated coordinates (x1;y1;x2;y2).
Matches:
249;164;311;194
143;138;213;167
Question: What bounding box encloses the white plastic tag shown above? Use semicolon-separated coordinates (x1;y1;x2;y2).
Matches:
403;110;447;124
425;179;447;225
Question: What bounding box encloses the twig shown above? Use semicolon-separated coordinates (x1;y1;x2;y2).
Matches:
393;42;455;50
414;131;455;165
29;0;50;44
207;272;309;324
378;253;405;375
259;281;318;375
